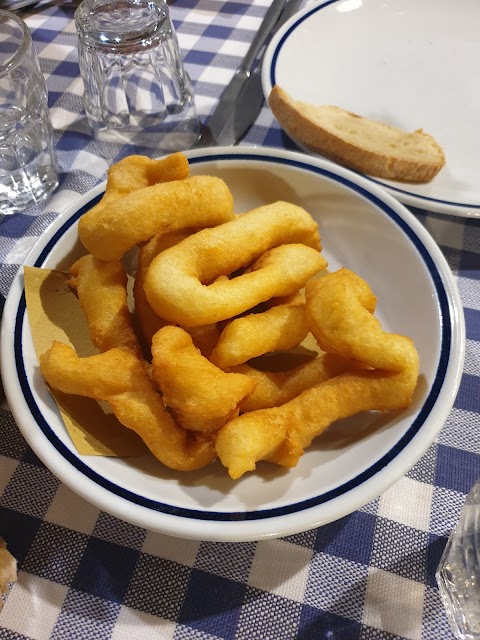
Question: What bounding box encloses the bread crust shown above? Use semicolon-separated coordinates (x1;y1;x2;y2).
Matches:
268;85;445;183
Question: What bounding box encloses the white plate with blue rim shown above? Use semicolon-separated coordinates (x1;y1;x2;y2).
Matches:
262;0;480;218
0;146;465;542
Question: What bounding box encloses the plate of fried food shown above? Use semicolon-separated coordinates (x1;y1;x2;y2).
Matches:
1;147;465;542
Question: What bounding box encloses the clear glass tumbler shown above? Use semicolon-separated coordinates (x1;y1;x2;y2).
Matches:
0;10;58;216
437;478;480;639
74;0;199;157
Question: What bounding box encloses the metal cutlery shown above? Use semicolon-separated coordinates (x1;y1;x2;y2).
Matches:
221;0;304;147
195;0;302;148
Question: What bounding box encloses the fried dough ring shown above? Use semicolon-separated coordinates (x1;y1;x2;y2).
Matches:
271;346;419;470
69;254;143;359
151;326;256;432
78;175;235;261
39;342;216;471
88;152;190;217
209;293;309;369
148;242;324;328
144;202;325;326
216;269;419;478
134;231;222;357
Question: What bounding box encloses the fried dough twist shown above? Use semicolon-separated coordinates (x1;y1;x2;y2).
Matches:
133;230;193;350
69;254;143;359
145;202;326;327
78;175;235;261
209;293;309;369
234;353;360;412
305;267;409;372
151;326;256;432
216;268;419;478
88;152;190;218
40;343;216;471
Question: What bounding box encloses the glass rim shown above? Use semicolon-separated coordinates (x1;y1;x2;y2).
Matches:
0;9;32;77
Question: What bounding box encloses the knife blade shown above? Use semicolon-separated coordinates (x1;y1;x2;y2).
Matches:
195;0;288;148
228;0;305;145
195;0;304;148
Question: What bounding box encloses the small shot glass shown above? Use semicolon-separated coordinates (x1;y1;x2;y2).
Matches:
74;0;200;158
0;10;58;217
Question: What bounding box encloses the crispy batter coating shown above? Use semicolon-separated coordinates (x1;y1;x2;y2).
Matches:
88;152;190;217
78;175;235;261
134;231;223;357
270;349;419;469
147;242;324;329
216;359;418;479
69;254;143;359
145;201;325;326
151;326;256;432
134;230;192;350
40;342;216;471
304;267;411;370
234;353;360;412
209;292;309;369
184;324;221;359
216;269;419;478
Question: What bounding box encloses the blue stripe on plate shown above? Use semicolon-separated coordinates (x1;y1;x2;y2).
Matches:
268;0;480;212
14;153;452;522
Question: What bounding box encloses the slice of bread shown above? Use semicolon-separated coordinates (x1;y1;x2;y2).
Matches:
268;85;445;182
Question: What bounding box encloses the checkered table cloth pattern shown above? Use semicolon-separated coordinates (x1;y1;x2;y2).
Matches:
0;1;479;638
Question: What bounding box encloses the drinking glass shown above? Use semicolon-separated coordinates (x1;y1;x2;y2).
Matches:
0;10;58;216
74;0;199;157
437;478;480;639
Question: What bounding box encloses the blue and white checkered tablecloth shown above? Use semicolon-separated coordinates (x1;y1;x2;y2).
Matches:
0;1;479;638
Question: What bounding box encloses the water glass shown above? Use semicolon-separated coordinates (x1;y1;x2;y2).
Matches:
0;10;58;216
74;0;199;157
436;478;480;639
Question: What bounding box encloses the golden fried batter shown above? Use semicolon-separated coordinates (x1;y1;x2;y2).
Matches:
234;353;360;412
87;152;190;217
210;293;309;369
216;269;419;478
40;342;216;471
216;357;418;479
133;230;192;350
78;175;235;261
69;254;143;359
151;326;256;432
145;201;326;326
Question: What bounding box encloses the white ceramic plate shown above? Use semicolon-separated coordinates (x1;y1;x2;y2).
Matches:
262;0;480;218
1;147;465;542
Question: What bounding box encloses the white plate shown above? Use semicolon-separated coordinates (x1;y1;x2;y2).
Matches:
0;147;465;542
262;0;480;218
